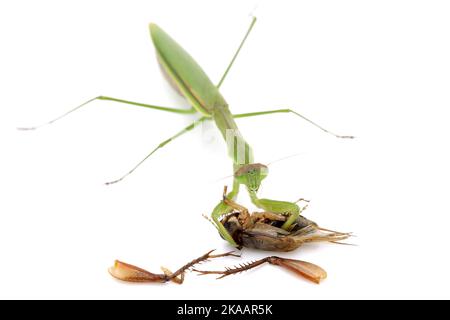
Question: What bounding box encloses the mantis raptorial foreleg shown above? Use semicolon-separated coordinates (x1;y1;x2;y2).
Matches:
211;180;240;247
249;191;302;230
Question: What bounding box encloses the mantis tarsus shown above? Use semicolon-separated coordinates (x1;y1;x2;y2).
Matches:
19;17;353;247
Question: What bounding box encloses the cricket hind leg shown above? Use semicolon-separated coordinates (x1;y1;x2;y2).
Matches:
17;95;196;130
194;256;327;284
109;249;240;284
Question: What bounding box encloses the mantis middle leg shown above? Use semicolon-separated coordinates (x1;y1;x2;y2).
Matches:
103;104;353;184
105;116;207;184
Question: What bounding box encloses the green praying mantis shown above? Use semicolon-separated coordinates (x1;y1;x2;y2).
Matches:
19;17;353;248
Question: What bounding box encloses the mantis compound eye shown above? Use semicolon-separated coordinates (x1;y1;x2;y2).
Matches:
234;163;268;191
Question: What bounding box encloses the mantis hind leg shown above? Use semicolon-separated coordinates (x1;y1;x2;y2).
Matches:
216;17;257;89
233;109;354;139
18;96;196;130
211;179;240;247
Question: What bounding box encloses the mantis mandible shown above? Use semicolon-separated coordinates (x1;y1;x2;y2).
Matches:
20;17;353;247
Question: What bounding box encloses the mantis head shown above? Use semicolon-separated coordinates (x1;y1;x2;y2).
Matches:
234;163;268;192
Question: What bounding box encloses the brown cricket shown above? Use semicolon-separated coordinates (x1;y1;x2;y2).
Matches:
110;189;350;285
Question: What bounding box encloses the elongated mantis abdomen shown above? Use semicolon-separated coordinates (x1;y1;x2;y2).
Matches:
150;23;254;166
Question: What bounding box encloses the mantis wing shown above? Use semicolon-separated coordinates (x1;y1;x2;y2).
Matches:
150;23;227;116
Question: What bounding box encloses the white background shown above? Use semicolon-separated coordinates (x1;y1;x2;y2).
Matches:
1;0;450;299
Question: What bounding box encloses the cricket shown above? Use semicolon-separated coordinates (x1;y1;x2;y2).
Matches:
20;17;353;283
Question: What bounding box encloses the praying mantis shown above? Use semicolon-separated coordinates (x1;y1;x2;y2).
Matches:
19;17;353;248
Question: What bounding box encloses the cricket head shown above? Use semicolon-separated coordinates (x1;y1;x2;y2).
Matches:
234;163;268;192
